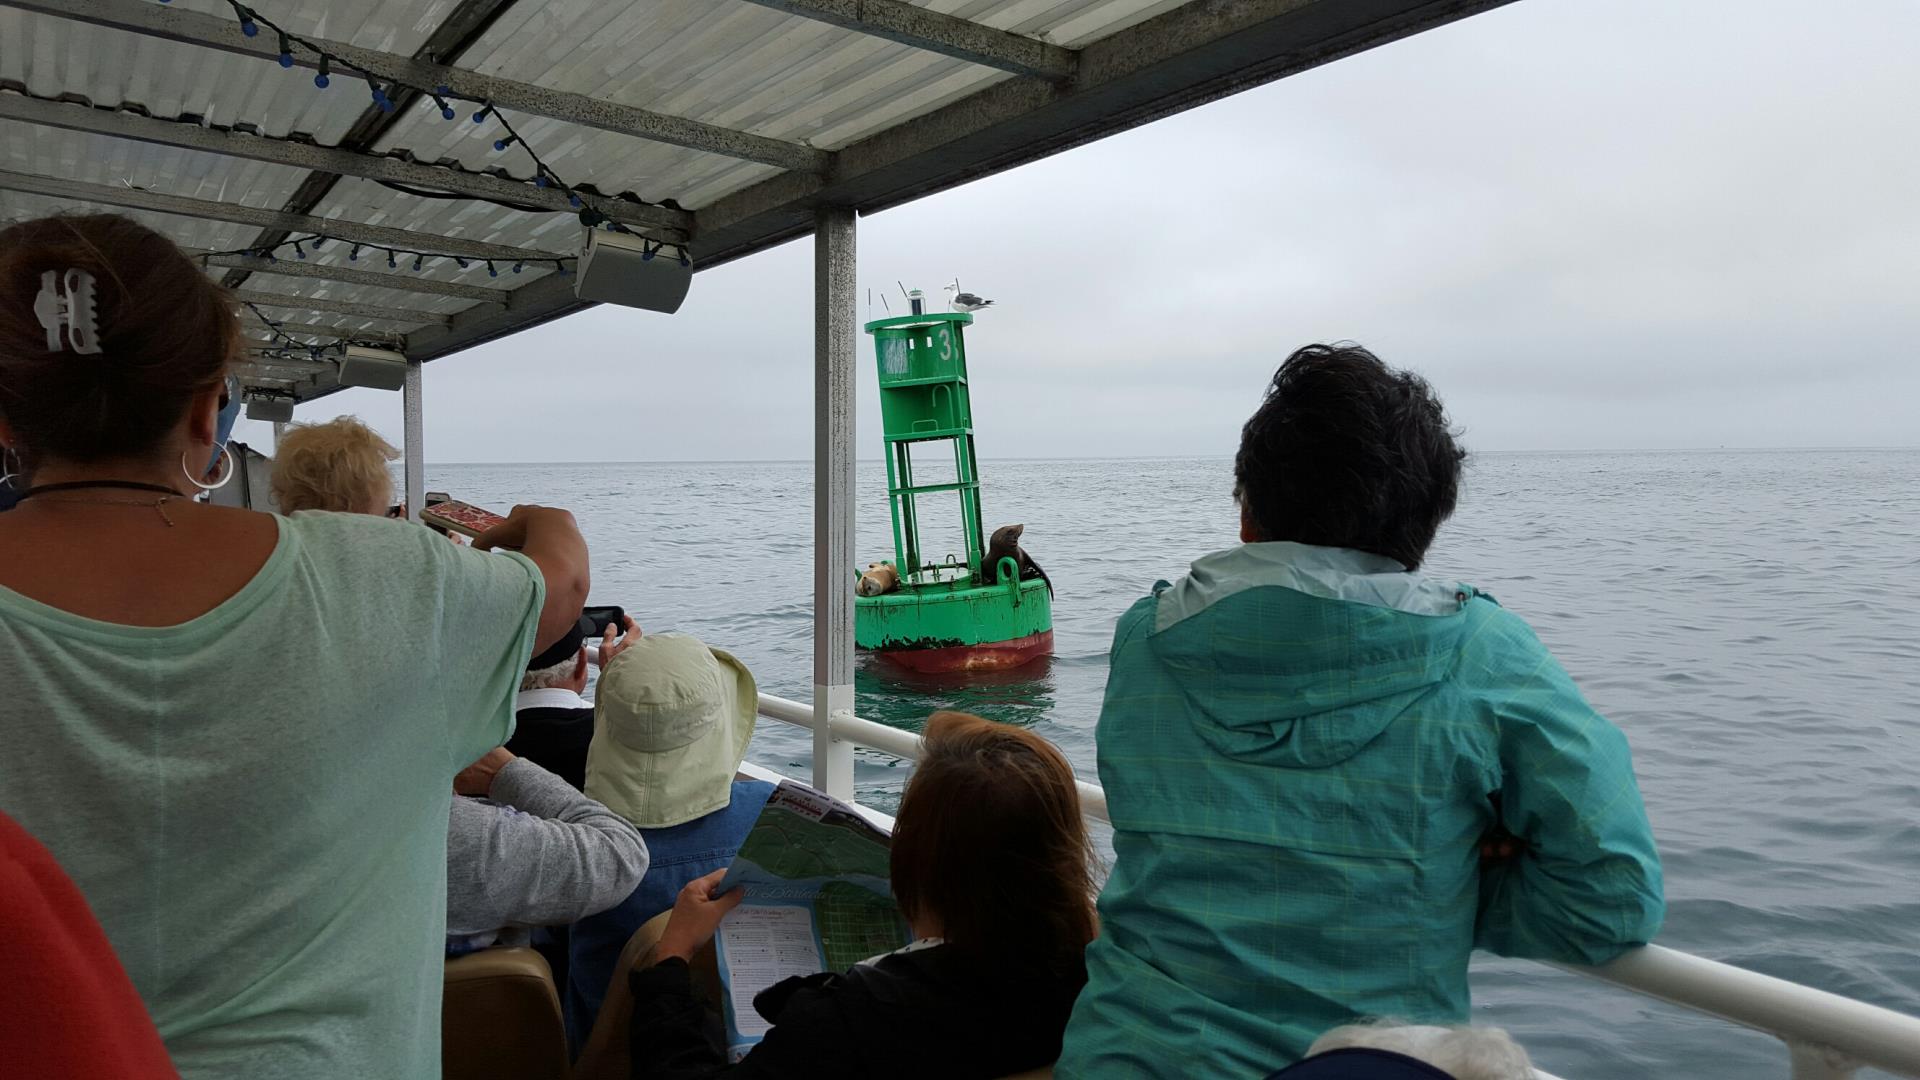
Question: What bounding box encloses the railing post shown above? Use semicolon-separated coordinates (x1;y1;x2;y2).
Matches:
402;358;424;520
811;206;857;801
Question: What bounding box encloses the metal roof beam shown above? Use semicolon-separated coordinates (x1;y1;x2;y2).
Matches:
0;169;568;262
0;0;830;175
234;289;451;326
0;91;691;236
738;0;1077;80
236;355;334;373
200;254;511;303
243;322;407;345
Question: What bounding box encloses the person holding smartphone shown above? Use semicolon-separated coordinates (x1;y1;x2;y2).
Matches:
510;607;639;791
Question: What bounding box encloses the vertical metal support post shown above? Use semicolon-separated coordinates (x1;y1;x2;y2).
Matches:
272;421;289;449
812;207;858;801
402;359;425;521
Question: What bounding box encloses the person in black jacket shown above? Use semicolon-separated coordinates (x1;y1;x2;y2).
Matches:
510;611;638;790
627;710;1099;1079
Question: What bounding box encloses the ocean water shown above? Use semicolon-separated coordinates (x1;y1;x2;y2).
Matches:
431;449;1920;1080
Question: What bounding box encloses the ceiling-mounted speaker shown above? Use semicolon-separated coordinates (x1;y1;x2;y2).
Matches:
573;230;692;314
338;346;410;391
246;397;294;423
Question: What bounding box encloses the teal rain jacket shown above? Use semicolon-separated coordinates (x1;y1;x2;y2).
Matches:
1057;543;1664;1079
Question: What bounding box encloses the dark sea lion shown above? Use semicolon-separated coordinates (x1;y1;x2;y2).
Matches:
984;524;1053;597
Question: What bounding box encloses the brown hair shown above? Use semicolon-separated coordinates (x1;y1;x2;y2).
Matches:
890;711;1098;973
0;213;240;468
270;416;398;514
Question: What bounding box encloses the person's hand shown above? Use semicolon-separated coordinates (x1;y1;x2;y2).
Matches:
454;747;515;797
473;504;575;553
597;615;642;669
654;868;745;964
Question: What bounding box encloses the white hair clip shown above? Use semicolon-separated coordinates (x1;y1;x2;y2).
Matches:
33;269;103;355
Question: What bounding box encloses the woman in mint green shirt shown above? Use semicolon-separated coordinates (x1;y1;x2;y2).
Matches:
0;214;591;1079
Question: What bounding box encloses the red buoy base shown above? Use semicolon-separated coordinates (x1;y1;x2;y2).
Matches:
874;630;1054;674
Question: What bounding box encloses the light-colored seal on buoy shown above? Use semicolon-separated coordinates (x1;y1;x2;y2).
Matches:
856;562;900;597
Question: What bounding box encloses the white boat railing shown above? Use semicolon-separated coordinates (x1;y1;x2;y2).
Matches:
754;691;1920;1080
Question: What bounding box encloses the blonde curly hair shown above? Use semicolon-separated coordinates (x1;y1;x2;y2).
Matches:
270;416;399;515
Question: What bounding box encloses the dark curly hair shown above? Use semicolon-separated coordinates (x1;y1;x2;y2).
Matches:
1233;343;1465;570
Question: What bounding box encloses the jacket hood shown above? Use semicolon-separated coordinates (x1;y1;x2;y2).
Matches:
1147;543;1475;769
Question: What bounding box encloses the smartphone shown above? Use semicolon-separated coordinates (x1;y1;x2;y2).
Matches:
580;605;627;640
420;499;508;538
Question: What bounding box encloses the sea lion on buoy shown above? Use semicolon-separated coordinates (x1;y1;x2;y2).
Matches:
984;524;1053;597
856;562;899;597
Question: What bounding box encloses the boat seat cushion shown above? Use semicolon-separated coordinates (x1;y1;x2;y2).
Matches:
444;946;571;1080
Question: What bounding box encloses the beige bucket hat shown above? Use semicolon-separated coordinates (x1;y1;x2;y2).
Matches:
585;632;758;829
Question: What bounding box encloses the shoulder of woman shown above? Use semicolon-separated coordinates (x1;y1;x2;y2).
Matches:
279;511;462;566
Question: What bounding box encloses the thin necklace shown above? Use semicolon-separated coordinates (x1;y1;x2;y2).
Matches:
21;480;185;527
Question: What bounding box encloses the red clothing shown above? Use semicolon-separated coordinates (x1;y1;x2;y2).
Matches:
0;812;177;1079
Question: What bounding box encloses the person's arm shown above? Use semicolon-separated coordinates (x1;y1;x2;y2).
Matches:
1474;636;1665;965
474;504;590;656
625;960;852;1080
446;755;648;933
627;959;731;1080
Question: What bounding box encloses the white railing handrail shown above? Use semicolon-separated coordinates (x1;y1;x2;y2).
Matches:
1563;945;1920;1077
756;691;1109;822
754;691;1920;1079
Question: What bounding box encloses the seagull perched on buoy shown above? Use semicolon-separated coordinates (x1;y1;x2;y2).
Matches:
944;281;995;312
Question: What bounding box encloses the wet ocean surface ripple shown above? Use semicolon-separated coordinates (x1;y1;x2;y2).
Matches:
433;449;1920;1080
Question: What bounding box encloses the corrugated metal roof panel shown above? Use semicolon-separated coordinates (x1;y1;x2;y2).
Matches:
1;0;1501;398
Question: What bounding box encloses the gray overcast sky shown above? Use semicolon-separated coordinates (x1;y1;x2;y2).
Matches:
234;0;1920;462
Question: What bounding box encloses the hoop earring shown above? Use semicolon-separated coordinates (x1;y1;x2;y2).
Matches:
183;444;236;492
0;446;19;488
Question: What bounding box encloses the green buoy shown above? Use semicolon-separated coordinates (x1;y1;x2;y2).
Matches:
853;302;1052;673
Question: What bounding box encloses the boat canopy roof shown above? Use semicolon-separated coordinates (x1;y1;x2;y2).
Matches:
0;0;1503;404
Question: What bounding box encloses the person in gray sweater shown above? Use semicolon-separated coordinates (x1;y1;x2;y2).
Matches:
446;747;650;955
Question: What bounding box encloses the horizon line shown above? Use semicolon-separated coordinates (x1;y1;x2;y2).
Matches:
383;445;1919;467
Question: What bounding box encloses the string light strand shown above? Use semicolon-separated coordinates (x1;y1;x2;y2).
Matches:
207;0;680;239
193;233;622;276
